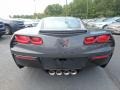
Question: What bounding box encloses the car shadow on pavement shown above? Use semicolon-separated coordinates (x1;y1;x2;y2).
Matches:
1;66;118;90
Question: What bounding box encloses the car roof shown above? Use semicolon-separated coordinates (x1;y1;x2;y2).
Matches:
42;16;80;20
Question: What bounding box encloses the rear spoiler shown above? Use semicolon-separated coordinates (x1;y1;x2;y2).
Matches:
39;30;87;34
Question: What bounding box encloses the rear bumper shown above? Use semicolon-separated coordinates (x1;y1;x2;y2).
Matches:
13;55;91;69
11;50;113;69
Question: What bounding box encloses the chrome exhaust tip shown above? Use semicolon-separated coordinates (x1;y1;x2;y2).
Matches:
63;70;70;76
56;70;62;76
48;70;55;76
70;70;78;75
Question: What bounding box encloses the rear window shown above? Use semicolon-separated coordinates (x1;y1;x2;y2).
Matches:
41;17;81;30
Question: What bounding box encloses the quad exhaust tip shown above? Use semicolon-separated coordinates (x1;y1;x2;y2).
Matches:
56;70;63;76
70;70;78;75
48;70;79;76
48;70;55;76
63;70;70;76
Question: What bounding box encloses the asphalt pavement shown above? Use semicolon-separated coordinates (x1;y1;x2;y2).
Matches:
0;35;120;90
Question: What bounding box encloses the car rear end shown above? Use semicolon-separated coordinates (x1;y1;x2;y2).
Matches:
10;17;115;71
11;20;25;33
0;21;5;37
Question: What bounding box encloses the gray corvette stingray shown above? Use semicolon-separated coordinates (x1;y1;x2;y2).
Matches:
10;17;115;75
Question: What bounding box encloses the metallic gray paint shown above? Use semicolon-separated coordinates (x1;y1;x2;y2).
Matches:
10;17;115;69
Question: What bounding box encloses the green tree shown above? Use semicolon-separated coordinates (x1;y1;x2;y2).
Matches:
63;0;120;18
13;0;120;19
113;0;120;16
44;4;63;16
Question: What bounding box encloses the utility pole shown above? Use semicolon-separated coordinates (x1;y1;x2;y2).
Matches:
86;0;88;19
65;0;68;16
33;0;37;19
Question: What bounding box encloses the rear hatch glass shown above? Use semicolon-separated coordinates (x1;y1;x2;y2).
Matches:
39;17;85;31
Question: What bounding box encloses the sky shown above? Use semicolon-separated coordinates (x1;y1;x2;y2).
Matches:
0;0;73;18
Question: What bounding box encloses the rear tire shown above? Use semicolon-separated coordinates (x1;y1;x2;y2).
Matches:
100;54;113;68
94;54;113;68
17;64;24;68
100;64;107;68
5;25;12;35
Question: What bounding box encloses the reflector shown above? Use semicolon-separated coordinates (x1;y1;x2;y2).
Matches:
15;55;36;61
91;55;109;60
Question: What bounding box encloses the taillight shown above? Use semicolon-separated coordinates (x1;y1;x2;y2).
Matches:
84;36;96;45
84;34;110;45
96;35;110;43
15;35;43;45
31;37;43;45
15;35;30;44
